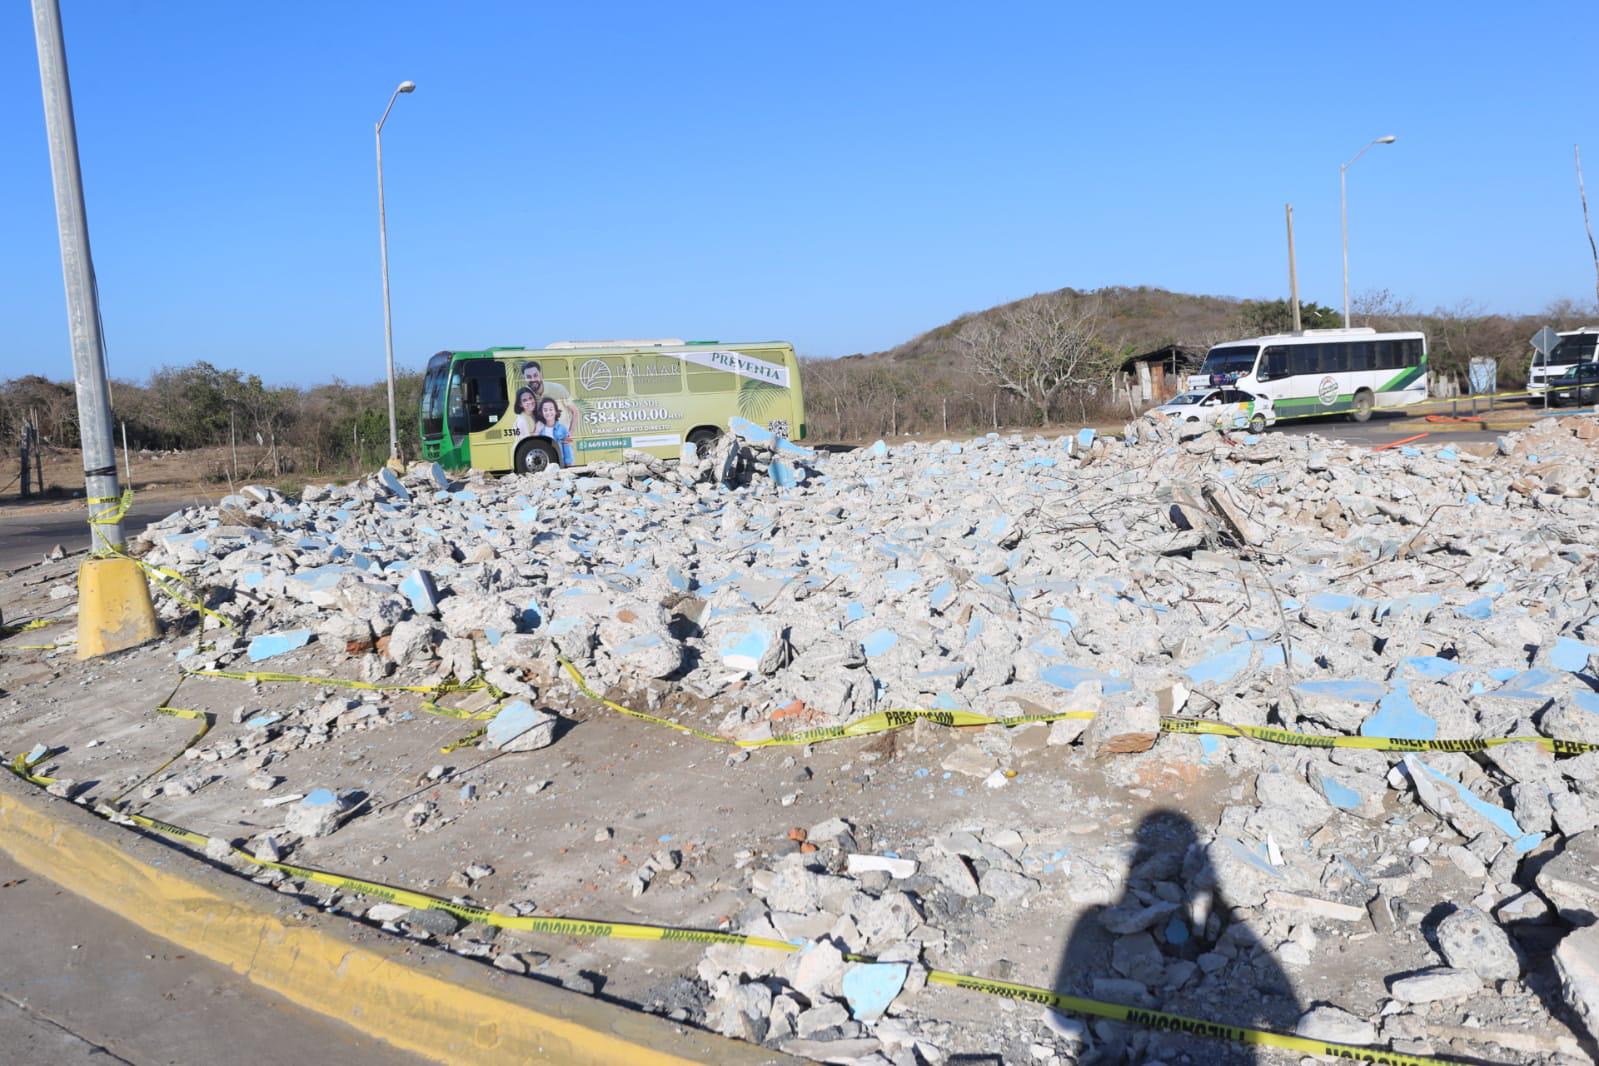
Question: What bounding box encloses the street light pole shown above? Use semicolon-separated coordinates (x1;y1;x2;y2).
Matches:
31;0;121;551
32;0;159;658
376;80;415;464
1340;134;1397;327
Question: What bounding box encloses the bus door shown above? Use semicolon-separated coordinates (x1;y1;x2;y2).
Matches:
451;358;513;471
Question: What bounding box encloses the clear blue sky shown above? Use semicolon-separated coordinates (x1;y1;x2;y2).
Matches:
3;2;1596;384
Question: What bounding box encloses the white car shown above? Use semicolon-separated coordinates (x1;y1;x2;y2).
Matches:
1155;388;1275;432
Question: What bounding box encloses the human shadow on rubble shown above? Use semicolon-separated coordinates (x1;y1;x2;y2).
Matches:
1053;809;1301;1065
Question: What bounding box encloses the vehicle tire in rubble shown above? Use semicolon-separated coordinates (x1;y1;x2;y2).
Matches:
688;427;722;460
514;438;557;474
1349;389;1374;422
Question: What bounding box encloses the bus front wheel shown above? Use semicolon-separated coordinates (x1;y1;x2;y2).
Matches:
1249;414;1267;434
688;427;722;460
514;439;557;475
1349;389;1374;422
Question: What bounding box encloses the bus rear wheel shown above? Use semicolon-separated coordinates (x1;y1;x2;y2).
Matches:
514;439;557;475
688;427;722;460
1349;389;1374;422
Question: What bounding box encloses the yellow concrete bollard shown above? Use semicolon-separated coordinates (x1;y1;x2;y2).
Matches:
76;556;159;659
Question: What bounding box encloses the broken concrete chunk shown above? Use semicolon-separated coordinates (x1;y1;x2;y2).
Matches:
1434;906;1519;981
484;701;558;752
845;854;917;879
1387;966;1482;1003
399;569;440;617
284;788;344;838
1534;830;1599;925
1294;1004;1376;1046
1555;924;1599;1044
1082;698;1159;756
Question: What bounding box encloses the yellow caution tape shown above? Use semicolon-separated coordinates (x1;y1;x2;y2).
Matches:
0;618;53;638
0;617;68;651
1161;717;1599;755
560;659;1599;756
186;667;498;698
86;492;236;630
440;727;487;754
113;705;214;804
2;746;1469;1066
185;667;504;727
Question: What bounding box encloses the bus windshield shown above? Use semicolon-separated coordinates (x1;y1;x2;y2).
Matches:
420;353;451;439
1198;345;1260;380
1549;334;1599;365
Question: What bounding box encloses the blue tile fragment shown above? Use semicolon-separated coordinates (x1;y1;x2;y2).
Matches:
842;962;909;1022
247;628;313;662
862;629;899;657
1361;683;1436;740
1551;637;1598;673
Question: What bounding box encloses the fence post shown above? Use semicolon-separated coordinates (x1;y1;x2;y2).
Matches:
19;423;32;498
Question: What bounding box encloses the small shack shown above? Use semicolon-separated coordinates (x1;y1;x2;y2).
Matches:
1116;345;1203;405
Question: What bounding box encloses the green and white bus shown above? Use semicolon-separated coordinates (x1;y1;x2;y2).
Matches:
419;339;806;474
1187;327;1427;422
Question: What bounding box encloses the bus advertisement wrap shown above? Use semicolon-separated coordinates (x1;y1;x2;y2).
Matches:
420;341;805;475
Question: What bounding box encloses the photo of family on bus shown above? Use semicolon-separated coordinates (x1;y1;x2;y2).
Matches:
512;387;574;466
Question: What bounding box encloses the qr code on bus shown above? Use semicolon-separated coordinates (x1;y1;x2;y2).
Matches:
767;419;790;437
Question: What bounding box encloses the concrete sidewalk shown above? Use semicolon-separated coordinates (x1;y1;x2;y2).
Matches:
0;851;423;1066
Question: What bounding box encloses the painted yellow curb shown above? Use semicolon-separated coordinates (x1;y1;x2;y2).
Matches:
0;777;781;1065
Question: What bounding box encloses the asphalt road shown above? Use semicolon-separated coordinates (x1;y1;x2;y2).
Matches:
0;852;422;1066
1271;410;1505;446
0;498;196;573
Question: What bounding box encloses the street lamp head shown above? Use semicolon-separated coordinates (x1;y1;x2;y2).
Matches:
1376;135;1396;144
398;81;416;93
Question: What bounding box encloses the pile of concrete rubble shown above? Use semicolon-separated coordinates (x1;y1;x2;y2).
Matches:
119;412;1599;1062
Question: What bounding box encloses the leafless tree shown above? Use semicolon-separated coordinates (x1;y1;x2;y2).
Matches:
958;293;1111;423
1351;288;1416;330
1431;300;1518;392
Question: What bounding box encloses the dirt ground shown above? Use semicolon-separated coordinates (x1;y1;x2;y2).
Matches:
0;550;1576;1065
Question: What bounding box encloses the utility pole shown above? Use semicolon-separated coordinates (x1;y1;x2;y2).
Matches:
376;80;416;465
32;0;121;551
1285;203;1302;332
32;0;156;656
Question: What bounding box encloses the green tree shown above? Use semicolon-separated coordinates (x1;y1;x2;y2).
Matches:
1234;299;1341;336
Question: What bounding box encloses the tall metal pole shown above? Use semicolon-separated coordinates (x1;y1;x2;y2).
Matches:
31;0;122;551
376;81;414;464
1285;203;1302;333
1339;135;1397;328
1339;164;1350;327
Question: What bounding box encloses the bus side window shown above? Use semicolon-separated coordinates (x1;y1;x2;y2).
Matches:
572;357;626;398
1290;345;1319;376
687;364;737;394
632;355;682;395
1322;345;1348;373
1259;347;1288;380
463;360;509;432
538;358;571;391
1375;341;1400;370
